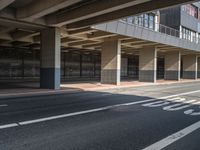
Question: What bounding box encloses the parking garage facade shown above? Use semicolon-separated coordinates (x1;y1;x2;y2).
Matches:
0;0;199;90
1;45;194;82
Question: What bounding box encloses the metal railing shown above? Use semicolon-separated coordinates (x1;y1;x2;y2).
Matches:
158;24;180;37
120;17;200;44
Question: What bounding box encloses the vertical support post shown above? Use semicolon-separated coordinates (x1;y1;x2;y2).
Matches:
139;46;157;82
182;54;198;80
40;27;61;89
164;51;181;80
101;40;121;85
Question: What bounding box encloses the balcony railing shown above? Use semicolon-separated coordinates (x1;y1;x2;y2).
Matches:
120;17;200;44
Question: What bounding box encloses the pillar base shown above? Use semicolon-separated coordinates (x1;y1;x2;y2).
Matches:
40;68;60;89
101;69;120;85
182;71;197;79
139;70;156;82
182;55;197;80
165;71;180;80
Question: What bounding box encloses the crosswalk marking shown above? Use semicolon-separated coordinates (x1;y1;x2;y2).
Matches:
142;96;200;115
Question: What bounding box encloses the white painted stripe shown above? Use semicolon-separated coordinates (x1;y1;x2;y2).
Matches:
0;123;18;129
142;120;200;150
1;89;200;129
0;104;8;107
19;99;155;125
163;100;197;111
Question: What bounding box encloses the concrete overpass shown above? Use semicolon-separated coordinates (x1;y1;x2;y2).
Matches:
0;0;198;89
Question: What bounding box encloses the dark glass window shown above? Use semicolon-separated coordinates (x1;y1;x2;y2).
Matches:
182;4;198;19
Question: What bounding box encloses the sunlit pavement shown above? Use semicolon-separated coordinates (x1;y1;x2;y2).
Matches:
0;81;200;150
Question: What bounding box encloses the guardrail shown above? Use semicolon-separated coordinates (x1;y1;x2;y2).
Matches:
120;17;200;44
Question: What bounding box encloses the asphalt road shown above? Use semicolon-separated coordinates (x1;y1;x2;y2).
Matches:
0;81;200;150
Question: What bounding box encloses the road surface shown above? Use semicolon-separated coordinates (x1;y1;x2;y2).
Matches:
0;81;200;150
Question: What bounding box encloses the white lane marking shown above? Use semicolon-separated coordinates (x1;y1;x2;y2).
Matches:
184;106;200;116
163;100;197;111
142;120;200;150
0;104;8;107
0;123;18;129
142;101;170;107
19;99;155;125
1;89;200;130
142;97;188;108
142;95;200;115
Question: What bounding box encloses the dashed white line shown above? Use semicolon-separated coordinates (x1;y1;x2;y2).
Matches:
142;120;200;150
1;89;200;130
0;123;18;129
0;104;8;107
19;99;155;125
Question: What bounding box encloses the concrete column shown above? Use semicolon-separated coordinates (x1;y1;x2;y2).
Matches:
182;55;198;79
40;27;61;89
139;46;157;82
121;58;128;77
164;51;181;80
198;57;200;78
101;40;121;85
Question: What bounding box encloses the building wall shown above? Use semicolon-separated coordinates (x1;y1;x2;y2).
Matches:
160;7;181;30
0;47;140;81
181;9;199;32
0;47;40;79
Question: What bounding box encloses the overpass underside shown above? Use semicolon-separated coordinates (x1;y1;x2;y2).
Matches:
0;0;198;89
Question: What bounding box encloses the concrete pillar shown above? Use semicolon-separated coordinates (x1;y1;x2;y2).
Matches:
101;40;121;85
40;27;61;89
198;57;200;78
139;46;157;82
182;55;198;79
121;58;128;77
164;51;181;80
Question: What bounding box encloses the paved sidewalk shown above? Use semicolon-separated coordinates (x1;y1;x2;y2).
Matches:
61;79;197;91
0;79;198;99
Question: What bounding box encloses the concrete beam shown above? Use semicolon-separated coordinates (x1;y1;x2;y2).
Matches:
131;42;157;46
0;32;12;40
68;27;95;35
122;39;146;45
82;43;101;49
68;40;99;47
0;17;46;31
17;0;82;20
61;37;82;44
11;41;32;47
0;0;15;11
88;31;116;40
67;0;196;29
11;30;39;40
47;0;149;26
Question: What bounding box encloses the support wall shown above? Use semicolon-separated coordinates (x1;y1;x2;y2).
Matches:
182;55;198;79
164;51;181;80
40;27;61;89
101;40;121;85
139;46;157;82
